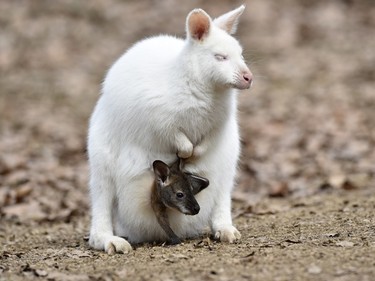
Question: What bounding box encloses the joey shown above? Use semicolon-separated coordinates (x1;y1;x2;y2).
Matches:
151;158;209;244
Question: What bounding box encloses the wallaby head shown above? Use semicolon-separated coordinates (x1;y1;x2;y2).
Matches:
152;158;209;216
185;5;253;90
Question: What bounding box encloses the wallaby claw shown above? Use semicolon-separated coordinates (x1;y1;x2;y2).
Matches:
177;148;193;159
104;236;133;255
214;226;241;243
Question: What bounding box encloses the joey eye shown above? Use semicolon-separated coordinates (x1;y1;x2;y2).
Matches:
176;192;184;199
214;54;228;61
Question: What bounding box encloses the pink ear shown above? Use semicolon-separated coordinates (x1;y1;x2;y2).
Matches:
213;5;245;35
187;9;211;41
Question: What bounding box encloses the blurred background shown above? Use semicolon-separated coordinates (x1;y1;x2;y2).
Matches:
0;0;374;223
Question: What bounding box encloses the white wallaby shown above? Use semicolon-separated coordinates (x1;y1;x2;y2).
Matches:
88;5;253;254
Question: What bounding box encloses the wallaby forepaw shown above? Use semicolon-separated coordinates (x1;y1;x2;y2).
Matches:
177;147;193;159
105;236;133;255
214;226;241;243
192;143;206;159
175;130;194;159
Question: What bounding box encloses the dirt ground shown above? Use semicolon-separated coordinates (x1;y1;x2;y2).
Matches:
1;0;375;280
1;189;374;281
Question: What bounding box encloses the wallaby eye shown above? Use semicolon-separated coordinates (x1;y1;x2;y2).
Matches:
176;192;184;199
214;54;228;61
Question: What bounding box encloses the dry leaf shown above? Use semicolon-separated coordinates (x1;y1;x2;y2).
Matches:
0;155;26;174
252;201;291;215
269;182;290;197
2;202;46;222
67;249;92;259
15;184;33;202
328;175;346;189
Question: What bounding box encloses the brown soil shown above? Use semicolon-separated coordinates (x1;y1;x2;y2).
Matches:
1;189;375;281
1;1;374;280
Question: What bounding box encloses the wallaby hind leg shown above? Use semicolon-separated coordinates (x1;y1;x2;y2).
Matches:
89;172;132;254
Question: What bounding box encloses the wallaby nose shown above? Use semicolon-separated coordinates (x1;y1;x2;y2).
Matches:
192;204;200;215
243;72;253;87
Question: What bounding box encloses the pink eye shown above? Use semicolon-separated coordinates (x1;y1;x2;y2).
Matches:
215;54;227;61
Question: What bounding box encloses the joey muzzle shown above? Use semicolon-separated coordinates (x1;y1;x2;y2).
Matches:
185;200;200;215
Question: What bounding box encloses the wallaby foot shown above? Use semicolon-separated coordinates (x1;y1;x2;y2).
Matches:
105;236;133;255
89;232;133;255
214;225;241;243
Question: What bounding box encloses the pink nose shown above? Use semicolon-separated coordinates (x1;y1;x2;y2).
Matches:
243;72;253;86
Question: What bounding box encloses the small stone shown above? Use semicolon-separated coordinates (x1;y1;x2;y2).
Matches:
308;264;322;274
328;175;346;189
325;233;340;238
35;269;48;277
336;241;354;247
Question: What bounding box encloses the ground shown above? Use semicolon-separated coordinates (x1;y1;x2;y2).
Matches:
0;0;374;280
1;189;375;281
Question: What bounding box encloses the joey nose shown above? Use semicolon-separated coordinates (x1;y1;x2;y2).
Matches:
192;204;200;215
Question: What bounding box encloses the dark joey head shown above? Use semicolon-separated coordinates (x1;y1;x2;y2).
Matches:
152;159;209;215
169;158;209;195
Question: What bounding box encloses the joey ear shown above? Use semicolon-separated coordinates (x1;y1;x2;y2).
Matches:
189;174;209;195
186;8;211;41
170;156;184;172
153;160;170;183
213;5;245;35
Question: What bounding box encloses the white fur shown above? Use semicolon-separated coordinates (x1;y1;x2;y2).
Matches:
88;6;250;253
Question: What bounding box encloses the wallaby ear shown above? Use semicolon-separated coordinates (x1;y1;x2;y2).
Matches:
213;5;245;35
153;160;170;183
188;174;209;195
186;8;211;41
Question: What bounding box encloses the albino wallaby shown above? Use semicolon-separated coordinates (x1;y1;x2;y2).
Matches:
88;5;252;254
151;158;209;245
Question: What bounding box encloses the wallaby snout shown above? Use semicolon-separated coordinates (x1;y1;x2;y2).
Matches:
243;71;253;86
192;203;200;215
236;70;253;90
185;200;200;216
173;190;201;216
